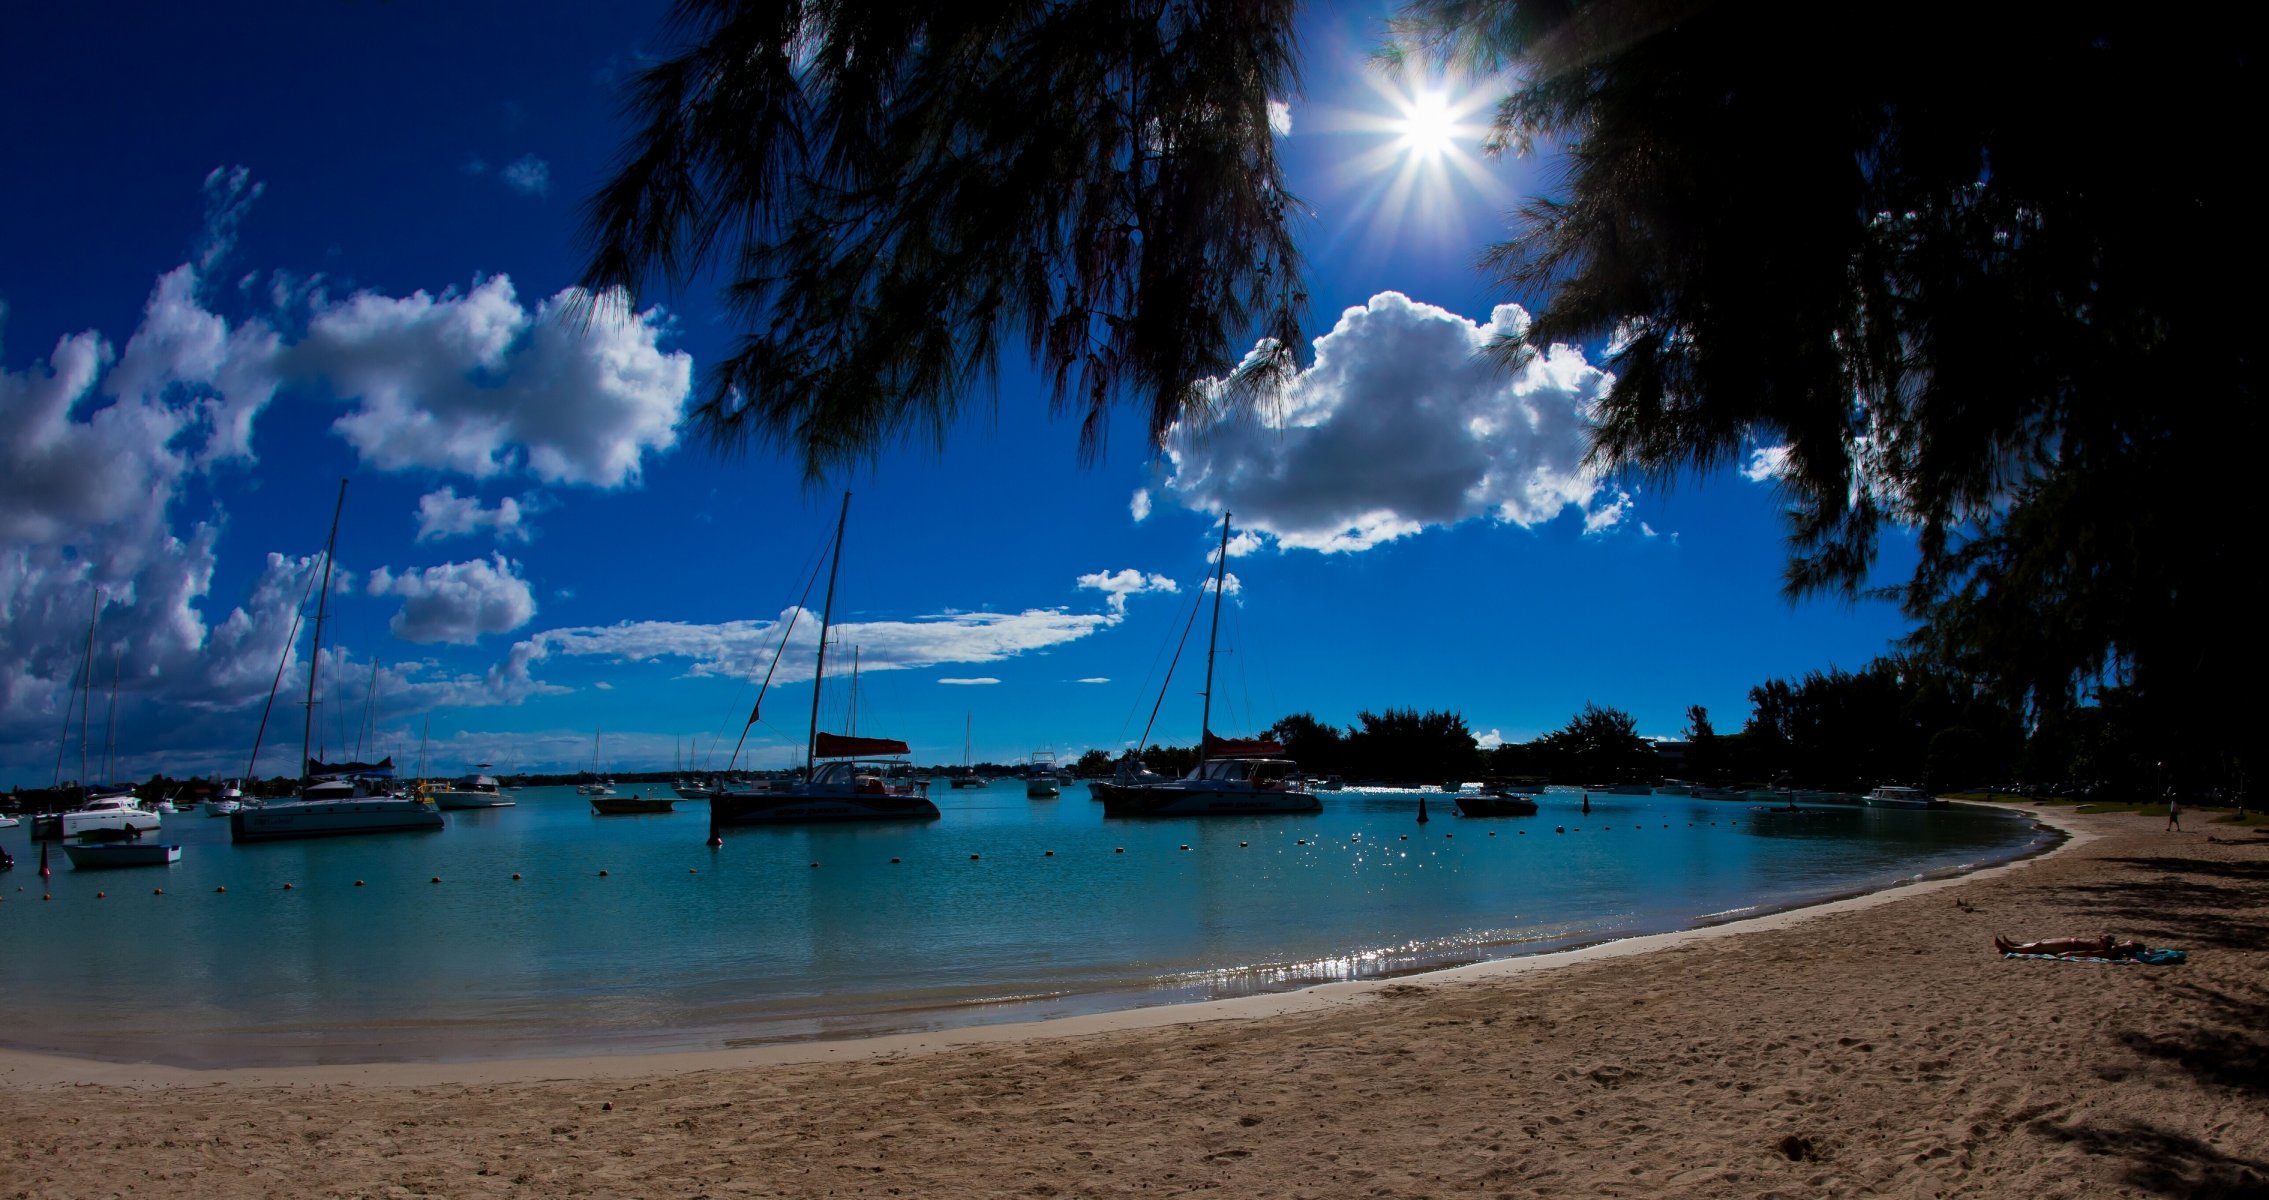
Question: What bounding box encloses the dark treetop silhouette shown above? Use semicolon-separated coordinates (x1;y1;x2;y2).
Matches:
588;1;2261;782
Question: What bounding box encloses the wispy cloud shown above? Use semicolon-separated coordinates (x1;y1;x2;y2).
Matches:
937;677;1000;686
500;154;550;197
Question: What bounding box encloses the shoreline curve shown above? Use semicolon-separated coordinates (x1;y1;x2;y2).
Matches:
0;801;2078;1090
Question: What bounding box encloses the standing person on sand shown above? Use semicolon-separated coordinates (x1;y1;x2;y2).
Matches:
2166;794;2181;831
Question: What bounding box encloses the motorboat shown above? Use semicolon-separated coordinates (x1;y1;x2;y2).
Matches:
1025;751;1062;799
1312;775;1346;791
1455;786;1541;817
204;780;244;817
704;495;941;828
428;772;514;810
61;789;163;839
1864;785;1947;810
593;792;677;815
1090;515;1321;819
64;841;182;868
671;778;714;800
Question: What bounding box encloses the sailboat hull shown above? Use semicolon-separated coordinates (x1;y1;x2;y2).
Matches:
708;790;940;824
229;798;444;842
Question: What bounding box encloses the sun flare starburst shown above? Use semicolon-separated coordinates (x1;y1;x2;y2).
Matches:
1313;69;1511;255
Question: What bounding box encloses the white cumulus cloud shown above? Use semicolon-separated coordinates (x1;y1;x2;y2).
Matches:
366;554;538;645
298;276;691;488
1075;568;1180;615
414;487;534;542
1162;292;1621;552
1742;444;1792;483
1130;488;1152;522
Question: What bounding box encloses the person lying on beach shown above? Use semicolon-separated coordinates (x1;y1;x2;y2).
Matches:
1994;935;2146;959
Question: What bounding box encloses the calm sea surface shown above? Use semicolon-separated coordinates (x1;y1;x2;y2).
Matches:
0;784;2049;1067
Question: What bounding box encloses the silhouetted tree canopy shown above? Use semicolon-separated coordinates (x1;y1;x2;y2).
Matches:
591;2;2259;774
585;0;1303;477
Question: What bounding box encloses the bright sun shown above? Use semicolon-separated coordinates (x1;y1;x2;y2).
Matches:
1318;69;1510;248
1394;90;1459;160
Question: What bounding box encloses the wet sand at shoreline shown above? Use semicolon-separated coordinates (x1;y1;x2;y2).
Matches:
4;806;2262;1197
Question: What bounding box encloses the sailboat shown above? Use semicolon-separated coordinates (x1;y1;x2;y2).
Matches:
56;591;164;840
1091;514;1322;818
575;728;616;795
950;714;988;788
707;494;941;826
231;481;444;843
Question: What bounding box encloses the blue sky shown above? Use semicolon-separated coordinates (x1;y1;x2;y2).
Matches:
0;1;1916;786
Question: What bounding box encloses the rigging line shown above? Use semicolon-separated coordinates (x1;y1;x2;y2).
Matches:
711;521;834;771
1135;574;1210;755
245;554;325;785
51;641;84;789
1115;584;1196;745
727;521;834;773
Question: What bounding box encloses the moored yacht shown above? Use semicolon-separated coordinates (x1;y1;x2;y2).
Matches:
227;481;446;845
1093;740;1323;817
61;788;162;839
1089;515;1321;819
704;495;941;829
1025;751;1062;799
428;771;514;810
232;776;443;842
203;780;244;816
1863;785;1947;809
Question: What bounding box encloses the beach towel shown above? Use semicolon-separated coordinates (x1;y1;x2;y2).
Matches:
2003;948;2187;965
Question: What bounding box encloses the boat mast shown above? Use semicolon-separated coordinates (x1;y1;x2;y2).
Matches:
299;480;348;793
848;646;859;737
80;587;97;792
1197;513;1232;776
104;646;120;785
805;492;852;775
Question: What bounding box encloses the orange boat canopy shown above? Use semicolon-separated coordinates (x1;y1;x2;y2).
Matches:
813;732;911;758
1203;734;1284;758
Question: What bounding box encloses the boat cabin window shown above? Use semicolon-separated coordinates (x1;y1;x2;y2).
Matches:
1195;758;1296;784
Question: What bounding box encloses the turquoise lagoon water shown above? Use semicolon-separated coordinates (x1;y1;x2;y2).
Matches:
0;784;2050;1067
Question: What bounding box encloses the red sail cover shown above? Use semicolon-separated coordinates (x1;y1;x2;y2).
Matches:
813;732;911;758
1203;734;1284;758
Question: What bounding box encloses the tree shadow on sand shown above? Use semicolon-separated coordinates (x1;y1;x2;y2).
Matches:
2029;1119;2269;1199
2052;856;2269;951
2112;975;2269;1101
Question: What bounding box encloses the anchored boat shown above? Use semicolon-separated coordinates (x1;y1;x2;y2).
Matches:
1091;514;1321;818
707;493;941;829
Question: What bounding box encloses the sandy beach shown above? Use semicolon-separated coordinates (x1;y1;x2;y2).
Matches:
3;805;2262;1198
